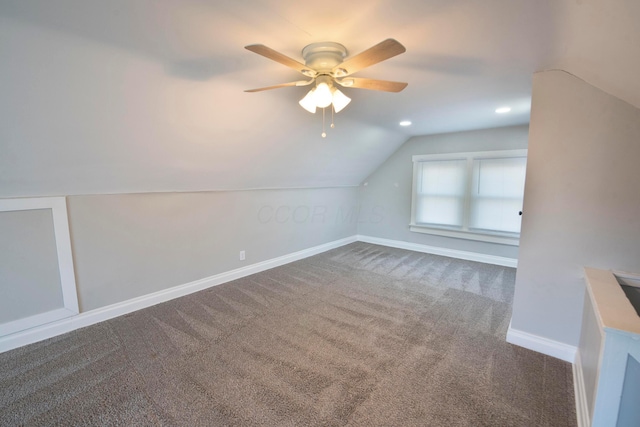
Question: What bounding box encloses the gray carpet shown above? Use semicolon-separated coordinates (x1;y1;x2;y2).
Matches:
0;242;576;426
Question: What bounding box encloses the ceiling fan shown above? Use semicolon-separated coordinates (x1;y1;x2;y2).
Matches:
244;39;407;136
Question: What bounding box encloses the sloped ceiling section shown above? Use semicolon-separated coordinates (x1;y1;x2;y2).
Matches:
550;0;640;109
0;0;638;197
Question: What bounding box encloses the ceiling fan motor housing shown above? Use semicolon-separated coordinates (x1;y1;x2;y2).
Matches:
244;39;406;93
301;42;348;73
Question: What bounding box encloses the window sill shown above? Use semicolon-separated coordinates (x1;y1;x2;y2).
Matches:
409;224;520;246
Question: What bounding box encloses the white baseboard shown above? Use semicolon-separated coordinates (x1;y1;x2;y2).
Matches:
0;235;520;354
0;307;77;337
357;235;518;268
573;351;591;427
506;322;577;363
0;236;357;354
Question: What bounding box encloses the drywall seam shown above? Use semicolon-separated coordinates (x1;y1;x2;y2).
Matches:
8;185;362;199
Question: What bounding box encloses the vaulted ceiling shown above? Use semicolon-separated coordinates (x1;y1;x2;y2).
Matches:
1;0;638;197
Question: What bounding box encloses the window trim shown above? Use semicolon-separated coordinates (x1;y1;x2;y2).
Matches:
410;149;527;246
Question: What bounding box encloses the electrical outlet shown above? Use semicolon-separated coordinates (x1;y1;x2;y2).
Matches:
239;250;245;261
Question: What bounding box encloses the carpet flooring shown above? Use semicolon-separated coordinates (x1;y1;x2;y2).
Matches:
0;242;576;426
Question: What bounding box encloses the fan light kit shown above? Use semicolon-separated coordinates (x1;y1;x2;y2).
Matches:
245;39;408;137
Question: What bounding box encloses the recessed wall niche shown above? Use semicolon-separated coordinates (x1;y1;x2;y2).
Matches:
0;197;78;339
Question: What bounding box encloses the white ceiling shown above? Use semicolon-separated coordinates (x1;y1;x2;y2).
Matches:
0;0;638;197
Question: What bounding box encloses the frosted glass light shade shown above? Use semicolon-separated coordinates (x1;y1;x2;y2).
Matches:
332;89;351;113
299;89;317;113
299;80;350;114
313;82;333;108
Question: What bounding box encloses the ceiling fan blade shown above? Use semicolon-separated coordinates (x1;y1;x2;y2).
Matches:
331;39;406;77
244;80;314;93
336;78;408;92
245;44;317;77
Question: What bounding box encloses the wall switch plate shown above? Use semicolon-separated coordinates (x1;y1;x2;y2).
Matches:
239;250;245;261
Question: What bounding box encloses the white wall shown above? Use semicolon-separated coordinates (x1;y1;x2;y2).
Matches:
357;125;529;259
551;0;640;109
512;70;640;346
67;187;358;311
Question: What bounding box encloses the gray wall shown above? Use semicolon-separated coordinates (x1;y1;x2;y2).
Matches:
0;209;63;323
357;125;529;259
512;70;640;346
67;187;359;312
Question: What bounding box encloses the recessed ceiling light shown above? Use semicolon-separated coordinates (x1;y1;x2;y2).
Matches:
495;107;511;114
399;120;412;126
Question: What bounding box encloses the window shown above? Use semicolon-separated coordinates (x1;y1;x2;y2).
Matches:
410;150;527;245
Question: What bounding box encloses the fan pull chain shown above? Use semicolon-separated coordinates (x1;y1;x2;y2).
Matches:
331;105;335;129
321;108;327;138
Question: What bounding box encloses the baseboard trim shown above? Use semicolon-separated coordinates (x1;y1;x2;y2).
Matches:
356;235;518;268
0;307;77;337
506;322;577;363
0;236;521;353
0;235;357;354
573;351;591;427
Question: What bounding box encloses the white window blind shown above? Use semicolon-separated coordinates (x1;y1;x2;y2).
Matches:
469;157;527;234
415;159;466;227
411;150;527;245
